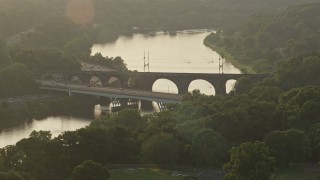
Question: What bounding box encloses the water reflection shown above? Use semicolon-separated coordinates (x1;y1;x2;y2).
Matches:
91;30;240;95
0;117;92;148
152;79;178;94
1;30;243;148
189;80;215;95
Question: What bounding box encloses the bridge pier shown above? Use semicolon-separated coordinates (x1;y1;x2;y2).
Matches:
210;79;227;95
137;78;155;92
156;102;167;112
101;78;110;87
176;81;189;94
78;75;90;86
141;100;153;111
215;86;226;95
97;97;111;106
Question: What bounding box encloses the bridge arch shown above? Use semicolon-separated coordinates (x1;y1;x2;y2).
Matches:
89;76;102;86
188;79;215;95
69;75;84;85
43;74;55;81
226;79;237;94
127;77;138;88
152;78;178;94
108;77;122;88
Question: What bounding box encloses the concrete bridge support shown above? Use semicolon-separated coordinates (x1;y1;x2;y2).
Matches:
175;80;191;95
141;100;154;111
207;79;227;95
97;97;111;106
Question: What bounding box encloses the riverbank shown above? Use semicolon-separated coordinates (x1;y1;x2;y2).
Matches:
0;95;96;131
203;38;255;74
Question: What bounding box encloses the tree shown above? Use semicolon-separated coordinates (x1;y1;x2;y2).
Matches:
309;123;320;162
254;32;277;49
265;129;311;167
141;133;179;164
112;57;128;72
111;109;147;133
278;86;320;129
224;141;275;180
275;53;320;89
15;131;54;180
204;113;240;143
0;63;38;98
0;145;25;170
0;171;23;180
141;111;177;140
72;160;110;180
191;128;227;167
0;38;11;65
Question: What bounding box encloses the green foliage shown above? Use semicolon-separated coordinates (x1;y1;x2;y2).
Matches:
278;86;320;129
265;129;311;167
0;171;24;180
111;109;147;133
0;38;11;66
0;145;25;171
275;53;320;89
205;3;320;73
64;35;93;61
224;141;276;180
72;160;110;180
85;53;128;72
13;47;81;72
272;163;320;180
204;113;240;144
141;133;179;164
1;1;320;177
20;15;90;49
109;169;184;180
0;63;38;98
191;128;227;167
141;112;177;140
309;123;320;162
248;86;282;103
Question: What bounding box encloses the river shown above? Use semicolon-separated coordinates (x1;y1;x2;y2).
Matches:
0;116;92;148
0;30;241;148
91;29;241;95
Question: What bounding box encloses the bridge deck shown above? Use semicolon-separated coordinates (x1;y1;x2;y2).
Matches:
39;81;183;103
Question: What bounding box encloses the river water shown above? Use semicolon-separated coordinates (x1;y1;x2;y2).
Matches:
0;30;241;148
0;116;91;148
91;30;241;95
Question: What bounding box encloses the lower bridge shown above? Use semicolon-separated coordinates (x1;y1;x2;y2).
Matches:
39;81;183;111
36;71;269;111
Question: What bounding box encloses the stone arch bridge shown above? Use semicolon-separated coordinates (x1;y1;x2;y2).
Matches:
35;71;268;95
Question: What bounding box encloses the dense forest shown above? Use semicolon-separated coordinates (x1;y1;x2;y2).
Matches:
1;0;317;38
205;2;320;73
0;0;320;180
1;52;320;179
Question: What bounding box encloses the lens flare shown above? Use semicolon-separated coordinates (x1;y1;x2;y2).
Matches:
66;0;95;25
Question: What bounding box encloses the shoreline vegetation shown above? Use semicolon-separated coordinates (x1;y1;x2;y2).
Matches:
1;1;320;179
203;37;256;74
0;96;96;131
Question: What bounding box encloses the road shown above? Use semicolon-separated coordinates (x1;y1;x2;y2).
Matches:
38;81;183;103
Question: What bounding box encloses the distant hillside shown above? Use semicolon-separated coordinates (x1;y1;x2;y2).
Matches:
0;0;318;38
205;2;320;73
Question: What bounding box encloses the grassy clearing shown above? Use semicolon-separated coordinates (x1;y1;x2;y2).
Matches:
273;163;320;180
109;168;185;180
203;40;256;74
